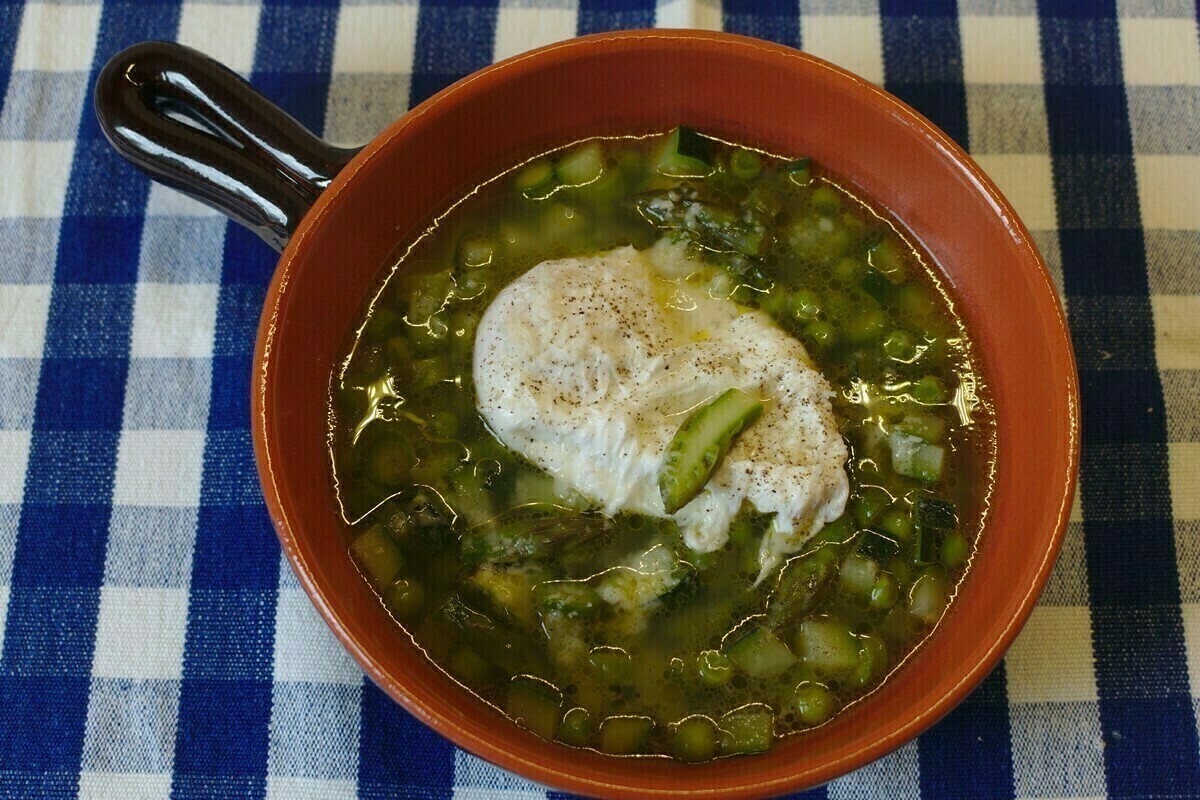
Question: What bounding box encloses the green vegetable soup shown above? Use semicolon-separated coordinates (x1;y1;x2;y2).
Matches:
330;128;995;761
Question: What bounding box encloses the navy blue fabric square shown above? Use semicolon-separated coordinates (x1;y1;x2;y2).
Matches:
0;676;91;799
410;1;499;106
725;0;799;49
191;505;279;591
1058;229;1151;296
1078;443;1173;522
171;679;273;795
1044;86;1134;156
10;503;108;588
22;432;119;505
1085;519;1186;606
1039;17;1125;86
887;82;969;149
55;216;142;285
1078;371;1166;445
1097;694;1200;798
0;586;101;676
918;665;1014;800
43;285;135;360
358;682;455;799
881;17;964;84
578;0;656;35
29;357;127;431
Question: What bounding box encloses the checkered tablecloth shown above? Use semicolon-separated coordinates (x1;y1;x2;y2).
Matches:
0;0;1197;798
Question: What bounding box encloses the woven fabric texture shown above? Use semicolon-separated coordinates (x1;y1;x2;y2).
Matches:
0;1;1197;798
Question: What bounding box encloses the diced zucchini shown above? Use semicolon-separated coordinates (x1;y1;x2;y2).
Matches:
558;707;595;747
838;553;879;596
792;682;834;726
914;525;939;564
896;414;946;442
350;525;405;588
588;646;634;685
727;627;797;678
908;570;948;623
913;497;956;530
597;543;692;613
879;509;914;541
507;675;563;740
784;157;812;186
556;141;605;186
673;716;718;762
719;704;774;755
858;529;900;561
851;634;888;687
796;617;860;674
599;715;655;755
658;388;764;513
652;126;712;177
515;159;557;199
890;430;945;483
536;581;602;621
467;565;537;627
448;645;500;684
729;148;762;181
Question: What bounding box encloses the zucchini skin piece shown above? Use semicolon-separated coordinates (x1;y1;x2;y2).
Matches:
657;388;765;514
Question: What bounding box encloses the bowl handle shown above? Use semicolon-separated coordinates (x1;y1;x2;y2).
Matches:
94;41;361;252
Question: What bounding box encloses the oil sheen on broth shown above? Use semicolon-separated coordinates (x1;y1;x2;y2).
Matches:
330;129;994;762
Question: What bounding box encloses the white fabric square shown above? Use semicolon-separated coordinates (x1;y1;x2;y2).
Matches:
332;4;419;74
1137;155;1200;230
960;16;1044;85
273;583;364;685
1152;294;1200;370
802;16;885;86
453;750;547;794
91;587;188;680
129;283;219;359
1005;605;1098;704
12;2;102;73
0;140;75;217
451;789;547;800
974;154;1057;231
268;683;362;781
1171;442;1200;521
0;430;30;506
493;6;577;61
1121;18;1200;85
265;777;358;800
1183;602;1200;696
177;2;262;77
828;740;921;799
113;430;207;508
0;283;50;358
656;0;722;30
1009;702;1108;799
77;772;172;800
145;183;222;218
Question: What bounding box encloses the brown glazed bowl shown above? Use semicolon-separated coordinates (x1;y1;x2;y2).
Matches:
95;30;1078;799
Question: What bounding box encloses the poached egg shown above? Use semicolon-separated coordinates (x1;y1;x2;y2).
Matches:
473;241;849;577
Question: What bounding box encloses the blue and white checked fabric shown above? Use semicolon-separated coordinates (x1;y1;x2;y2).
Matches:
0;1;1197;798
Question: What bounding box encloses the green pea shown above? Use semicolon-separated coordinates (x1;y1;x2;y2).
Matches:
558;707;595;747
868;572;898;610
911;376;947;404
457;235;496;269
388;578;425;619
941;533;970;569
790;289;822;321
848;308;886;343
883;329;917;361
729;148;762;181
879;509;914;541
697;649;733;686
805;320;836;348
833;256;863;284
792;682;833;726
672;716;718;762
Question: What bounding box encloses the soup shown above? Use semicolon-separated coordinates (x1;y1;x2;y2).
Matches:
329;129;994;761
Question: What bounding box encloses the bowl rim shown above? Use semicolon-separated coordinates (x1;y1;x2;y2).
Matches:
252;28;1080;798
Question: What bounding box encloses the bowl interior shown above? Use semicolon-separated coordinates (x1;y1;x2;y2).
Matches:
255;31;1077;799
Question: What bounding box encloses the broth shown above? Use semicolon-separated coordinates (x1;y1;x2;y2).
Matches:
329;129;995;761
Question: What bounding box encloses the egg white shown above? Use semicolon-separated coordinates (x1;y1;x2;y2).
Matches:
473;240;849;577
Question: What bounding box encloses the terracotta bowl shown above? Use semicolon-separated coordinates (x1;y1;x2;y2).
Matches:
95;30;1078;799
